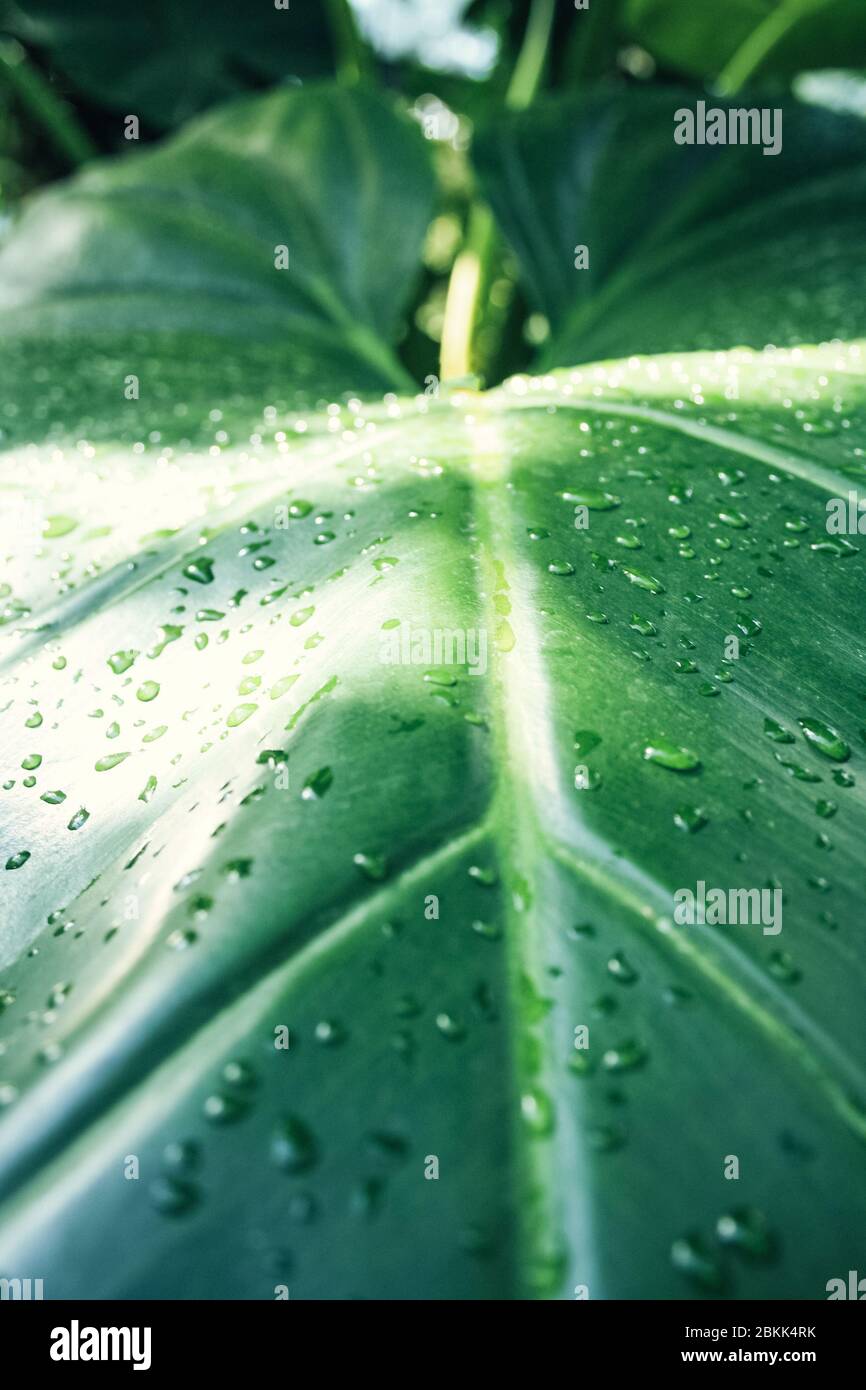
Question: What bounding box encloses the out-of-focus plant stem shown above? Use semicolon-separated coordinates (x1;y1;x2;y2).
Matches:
440;202;497;383
440;0;556;383
325;0;370;86
506;0;557;113
0;38;96;168
715;0;820;95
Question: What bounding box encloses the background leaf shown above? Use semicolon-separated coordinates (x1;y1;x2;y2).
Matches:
0;0;339;129
0;82;435;443
625;0;866;87
473;87;866;365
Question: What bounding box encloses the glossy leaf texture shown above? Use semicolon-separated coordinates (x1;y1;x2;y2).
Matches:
473;87;866;365
2;83;866;1300
0;81;434;430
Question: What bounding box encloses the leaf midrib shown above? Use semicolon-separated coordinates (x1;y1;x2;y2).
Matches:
3;377;866;1282
462;398;866;1294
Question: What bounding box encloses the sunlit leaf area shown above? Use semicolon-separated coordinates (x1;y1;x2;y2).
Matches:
1;0;865;1304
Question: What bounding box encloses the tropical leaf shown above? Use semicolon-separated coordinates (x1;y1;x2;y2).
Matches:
0;82;434;432
1;82;866;1301
473;87;866;365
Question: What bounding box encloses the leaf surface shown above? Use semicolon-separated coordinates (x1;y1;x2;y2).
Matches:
0;82;434;428
3;346;866;1296
1;84;866;1301
474;88;866;365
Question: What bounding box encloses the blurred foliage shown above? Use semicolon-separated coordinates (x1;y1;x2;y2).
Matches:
625;0;866;90
1;0;866;389
475;84;866;363
0;0;338;130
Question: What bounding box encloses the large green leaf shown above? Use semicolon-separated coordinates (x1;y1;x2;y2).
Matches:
0;81;434;440
2;83;866;1301
2;344;866;1298
473;88;866;365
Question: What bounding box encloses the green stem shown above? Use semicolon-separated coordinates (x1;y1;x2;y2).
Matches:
0;38;97;168
440;203;497;382
440;0;555;382
324;0;369;86
715;0;822;96
506;0;557;112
